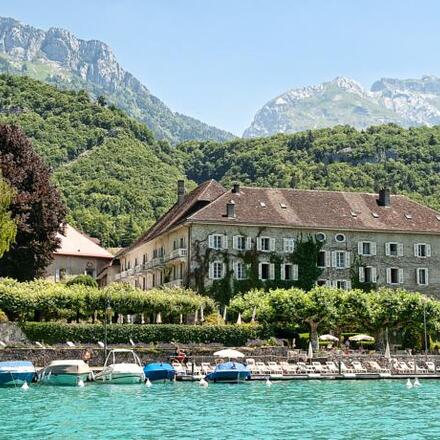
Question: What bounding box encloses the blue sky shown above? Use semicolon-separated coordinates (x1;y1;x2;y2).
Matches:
3;0;440;135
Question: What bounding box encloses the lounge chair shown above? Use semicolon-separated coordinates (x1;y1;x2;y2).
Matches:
312;362;328;373
368;361;391;375
395;362;412;374
425;361;438;373
171;361;186;376
201;362;212;374
297;362;315;374
66;341;75;347
325;361;339;374
279;361;297;374
0;341;6;348
351;361;367;373
340;362;356;374
255;362;271;375
407;361;428;374
267;361;284;376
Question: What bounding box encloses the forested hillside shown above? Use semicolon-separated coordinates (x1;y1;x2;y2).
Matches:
0;74;191;247
178;124;440;211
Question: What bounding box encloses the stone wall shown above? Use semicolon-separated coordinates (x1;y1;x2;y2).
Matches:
0;323;28;344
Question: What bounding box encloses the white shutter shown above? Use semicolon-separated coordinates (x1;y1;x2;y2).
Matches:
331;251;337;268
293;264;299;281
246;237;252;250
371;267;377;283
414;244;418;257
208;262;214;279
358;266;365;283
385;243;390;256
280;264;285;280
358;242;363;255
233;236;238;250
222;235;228;249
346;280;352;290
269;263;275;280
399;269;404;284
270;238;276;252
256;238;262;251
427;244;432;257
386;268;391;284
325;280;332;287
398;243;404;257
208;235;214;249
345;251;351;268
325;251;331;268
233;261;238;278
426;269;429;285
222;263;226;278
371;242;377;256
258;263;262;280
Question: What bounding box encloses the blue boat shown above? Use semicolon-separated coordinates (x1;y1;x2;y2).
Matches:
205;361;251;383
0;361;35;386
143;362;176;382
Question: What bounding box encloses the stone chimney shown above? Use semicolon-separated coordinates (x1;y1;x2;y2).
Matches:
378;188;391;207
232;183;240;194
226;200;236;218
177;180;185;205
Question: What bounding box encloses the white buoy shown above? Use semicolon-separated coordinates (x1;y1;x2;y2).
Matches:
78;379;85;387
145;378;152;388
406;378;413;389
266;378;272;387
199;377;208;387
414;377;421;387
21;381;29;390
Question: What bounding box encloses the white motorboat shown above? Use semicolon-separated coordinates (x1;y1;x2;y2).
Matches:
39;360;91;386
94;349;145;384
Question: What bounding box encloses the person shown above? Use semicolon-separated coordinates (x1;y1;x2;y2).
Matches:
345;339;350;349
174;347;187;364
82;349;92;365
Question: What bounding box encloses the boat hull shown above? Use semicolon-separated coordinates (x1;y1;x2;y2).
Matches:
143;363;176;382
205;370;250;383
94;372;144;384
40;373;89;386
0;361;35;387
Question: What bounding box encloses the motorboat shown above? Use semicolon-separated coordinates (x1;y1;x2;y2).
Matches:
94;349;145;384
39;360;91;386
143;362;175;382
0;361;35;386
205;361;251;383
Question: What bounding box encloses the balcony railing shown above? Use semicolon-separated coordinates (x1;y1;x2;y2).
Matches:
127;268;134;276
142;256;165;271
134;264;142;274
167;248;188;261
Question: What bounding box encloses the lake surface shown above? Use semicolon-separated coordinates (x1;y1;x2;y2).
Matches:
1;379;439;439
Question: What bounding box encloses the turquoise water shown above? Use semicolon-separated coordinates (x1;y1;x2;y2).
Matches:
1;380;439;439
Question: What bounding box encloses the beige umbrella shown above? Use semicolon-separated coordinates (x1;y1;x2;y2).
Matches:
237;312;242;324
384;340;391;360
156;312;162;324
349;334;375;342
308;341;313;359
319;334;339;342
214;349;244;359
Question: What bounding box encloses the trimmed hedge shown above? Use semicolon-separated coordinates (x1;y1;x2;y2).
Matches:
20;322;269;346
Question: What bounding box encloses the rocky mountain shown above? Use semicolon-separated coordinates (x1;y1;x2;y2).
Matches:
244;76;440;138
0;16;234;143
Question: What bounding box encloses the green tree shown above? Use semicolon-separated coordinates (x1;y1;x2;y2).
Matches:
0;176;16;257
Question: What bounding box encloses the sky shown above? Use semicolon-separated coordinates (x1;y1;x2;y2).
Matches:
2;0;440;135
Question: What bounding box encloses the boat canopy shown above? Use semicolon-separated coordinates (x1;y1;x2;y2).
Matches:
214;361;249;372
144;363;174;372
0;361;33;369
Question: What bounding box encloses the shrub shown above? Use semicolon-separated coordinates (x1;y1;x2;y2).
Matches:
0;309;8;322
66;275;98;288
19;322;268;346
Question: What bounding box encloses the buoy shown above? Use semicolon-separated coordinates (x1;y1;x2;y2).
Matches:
199;377;208;387
78;379;85;387
21;381;29;390
266;378;272;387
414;377;421;387
406;378;413;389
145;378;152;388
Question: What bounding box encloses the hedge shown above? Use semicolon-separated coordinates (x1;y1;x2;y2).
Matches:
19;322;269;346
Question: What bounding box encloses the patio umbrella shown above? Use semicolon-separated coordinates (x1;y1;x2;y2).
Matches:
319;334;339;342
156;312;162;324
237;312;242;324
384;340;391;360
308;341;313;359
349;334;375;342
214;349;245;359
251;307;256;323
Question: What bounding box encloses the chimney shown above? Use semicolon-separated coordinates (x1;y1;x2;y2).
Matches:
177;180;185;205
378;188;391;207
226;200;236;218
232;183;240;194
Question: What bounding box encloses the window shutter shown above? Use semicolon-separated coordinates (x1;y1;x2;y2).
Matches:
386;268;391;284
293;264;299;281
358;242;363;255
399;269;404;284
246;237;252;250
270;238;276;252
233;236;238;250
427;244;432;257
222;235;228;249
358;266;365;283
371;267;377;283
331;251;337;268
345;251;351;268
208;235;214;249
208;262;214;279
346;280;352;290
222;263;226;278
325;251;331;268
385;243;390;256
325;280;332;287
283;239;288;252
414;244;418;257
426;269;429;285
233;261;238;278
280;264;285;280
397;243;404;257
258;263;262;280
256;238;262;251
269;263;275;280
371;242;377;256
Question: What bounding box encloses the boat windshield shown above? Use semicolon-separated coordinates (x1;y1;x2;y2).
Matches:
105;350;141;366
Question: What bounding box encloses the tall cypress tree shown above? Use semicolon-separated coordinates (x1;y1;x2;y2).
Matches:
0;176;16;258
0;124;66;280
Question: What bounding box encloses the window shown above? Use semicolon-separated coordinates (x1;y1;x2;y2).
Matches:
385;242;403;257
358;241;376;256
180;237;185;248
316;232;326;242
233;235;247;251
234;262;246;280
257;236;275;252
259;262;274;280
283;238;295;253
415;243;431;258
333;251;349;269
173;239;178;250
387;268;403;285
335;280;350;290
209;234;227;250
152;273;156;287
417;268;429;286
316;280;326;286
359;266;377;283
281;263;298;281
317;251;326;268
209;261;224;279
335;233;346;243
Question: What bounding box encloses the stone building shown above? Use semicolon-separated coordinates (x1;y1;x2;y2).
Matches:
112;180;440;296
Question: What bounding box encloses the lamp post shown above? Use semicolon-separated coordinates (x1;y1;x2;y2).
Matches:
104;297;111;360
423;301;428;358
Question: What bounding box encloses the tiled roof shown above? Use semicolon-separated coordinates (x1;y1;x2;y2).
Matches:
188;186;440;234
55;224;114;259
118;179;226;255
